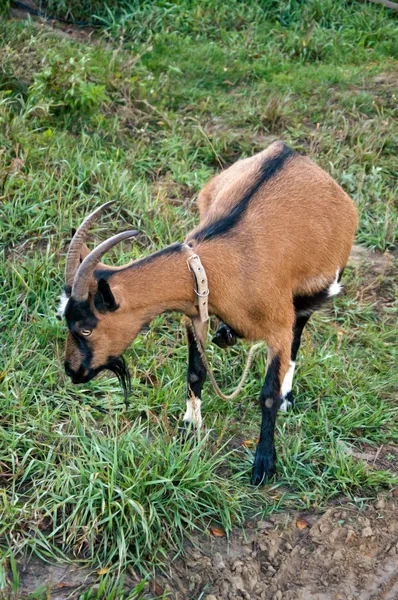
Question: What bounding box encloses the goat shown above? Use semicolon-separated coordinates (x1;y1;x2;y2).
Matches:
59;141;357;485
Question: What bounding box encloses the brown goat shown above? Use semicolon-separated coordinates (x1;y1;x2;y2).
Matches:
59;141;357;485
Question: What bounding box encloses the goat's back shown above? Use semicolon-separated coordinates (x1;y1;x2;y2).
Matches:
195;141;357;297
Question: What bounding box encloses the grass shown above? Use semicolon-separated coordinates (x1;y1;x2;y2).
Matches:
0;0;397;597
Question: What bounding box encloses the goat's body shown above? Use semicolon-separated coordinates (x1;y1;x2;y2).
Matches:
185;142;357;483
62;140;357;486
188;142;357;343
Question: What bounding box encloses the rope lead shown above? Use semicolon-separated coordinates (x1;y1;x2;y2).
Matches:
190;318;264;401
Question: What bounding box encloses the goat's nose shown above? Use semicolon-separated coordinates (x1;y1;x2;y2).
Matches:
64;360;74;377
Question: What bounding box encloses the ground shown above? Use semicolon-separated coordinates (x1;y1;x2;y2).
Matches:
13;494;398;599
157;497;398;600
0;1;397;599
6;246;398;600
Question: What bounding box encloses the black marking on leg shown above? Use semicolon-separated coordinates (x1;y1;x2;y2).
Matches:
293;289;330;316
291;313;312;361
186;326;206;399
282;390;294;409
291;286;335;405
181;325;207;431
251;355;281;486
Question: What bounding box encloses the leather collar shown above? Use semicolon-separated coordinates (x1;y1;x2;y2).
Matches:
183;243;209;322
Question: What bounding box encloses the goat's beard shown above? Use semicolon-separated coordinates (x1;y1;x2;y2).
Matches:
106;356;132;405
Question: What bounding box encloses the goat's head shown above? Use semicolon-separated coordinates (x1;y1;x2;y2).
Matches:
59;202;140;400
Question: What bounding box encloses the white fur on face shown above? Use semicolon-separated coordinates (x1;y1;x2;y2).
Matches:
56;292;69;320
328;268;342;297
183;397;202;428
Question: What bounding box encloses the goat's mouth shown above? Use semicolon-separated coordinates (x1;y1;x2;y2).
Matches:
66;356;132;403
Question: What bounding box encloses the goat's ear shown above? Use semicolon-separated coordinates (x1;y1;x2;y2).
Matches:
94;278;119;313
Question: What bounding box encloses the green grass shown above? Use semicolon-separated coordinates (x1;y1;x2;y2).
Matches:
0;0;397;597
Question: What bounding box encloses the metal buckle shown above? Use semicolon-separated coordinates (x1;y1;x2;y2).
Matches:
194;288;209;297
186;253;200;270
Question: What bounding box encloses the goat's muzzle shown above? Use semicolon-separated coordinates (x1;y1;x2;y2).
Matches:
64;359;95;384
64;356;131;403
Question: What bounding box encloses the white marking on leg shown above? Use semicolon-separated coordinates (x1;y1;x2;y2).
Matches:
183;397;202;428
279;400;290;412
281;361;295;397
328;268;342;297
280;360;295;412
56;292;69;320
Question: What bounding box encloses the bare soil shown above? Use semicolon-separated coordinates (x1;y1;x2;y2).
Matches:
348;244;397;317
10;495;398;599
9;0;97;42
154;496;398;600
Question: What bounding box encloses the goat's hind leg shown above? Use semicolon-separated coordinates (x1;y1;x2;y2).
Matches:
182;318;207;430
280;313;311;412
282;273;345;412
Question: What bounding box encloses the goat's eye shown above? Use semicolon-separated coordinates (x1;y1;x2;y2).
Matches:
81;329;92;337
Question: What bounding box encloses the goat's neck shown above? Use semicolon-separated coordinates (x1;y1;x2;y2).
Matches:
111;245;198;318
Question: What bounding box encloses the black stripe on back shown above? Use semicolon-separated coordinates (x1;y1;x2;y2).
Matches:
192;143;296;243
94;242;182;282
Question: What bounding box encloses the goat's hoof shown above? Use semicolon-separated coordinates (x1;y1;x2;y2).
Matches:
279;392;294;412
178;421;197;440
212;324;237;349
250;456;276;486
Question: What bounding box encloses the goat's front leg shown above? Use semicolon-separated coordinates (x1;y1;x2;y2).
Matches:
251;330;292;485
183;318;208;429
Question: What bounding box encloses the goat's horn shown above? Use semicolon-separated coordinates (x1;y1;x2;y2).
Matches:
65;201;116;288
72;230;139;301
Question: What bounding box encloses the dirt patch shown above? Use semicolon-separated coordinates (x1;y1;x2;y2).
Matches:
155;497;398;600
349;245;396;276
371;71;398;93
348;244;397;315
9;1;97;42
353;444;398;474
7;496;398;599
7;562;98;600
